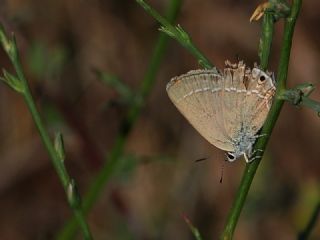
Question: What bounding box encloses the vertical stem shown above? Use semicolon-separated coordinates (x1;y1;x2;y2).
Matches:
56;0;183;239
259;13;274;70
220;10;275;240
298;200;320;240
10;41;93;239
23;84;70;186
276;0;302;90
220;0;302;239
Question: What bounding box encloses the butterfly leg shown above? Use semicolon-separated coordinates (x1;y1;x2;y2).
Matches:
246;154;262;163
244;153;250;163
254;133;268;139
252;149;264;154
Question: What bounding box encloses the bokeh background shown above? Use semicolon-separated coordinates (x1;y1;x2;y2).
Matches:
0;0;319;239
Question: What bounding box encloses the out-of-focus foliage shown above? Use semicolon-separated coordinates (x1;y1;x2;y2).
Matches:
0;0;319;239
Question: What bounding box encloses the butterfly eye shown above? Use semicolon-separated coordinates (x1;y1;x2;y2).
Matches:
226;152;236;162
258;75;266;83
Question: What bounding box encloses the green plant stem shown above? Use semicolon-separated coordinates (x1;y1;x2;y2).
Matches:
136;0;217;72
13;64;68;187
279;84;320;114
298;200;320;240
300;96;320;114
10;39;93;239
56;0;183;239
259;13;274;70
183;214;203;240
220;9;275;239
220;1;302;239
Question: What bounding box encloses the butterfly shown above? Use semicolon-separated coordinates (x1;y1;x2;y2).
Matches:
166;61;276;162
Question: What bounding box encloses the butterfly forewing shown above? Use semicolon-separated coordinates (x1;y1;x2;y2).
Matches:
167;70;234;152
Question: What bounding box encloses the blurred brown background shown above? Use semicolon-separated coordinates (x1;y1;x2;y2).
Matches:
0;0;319;239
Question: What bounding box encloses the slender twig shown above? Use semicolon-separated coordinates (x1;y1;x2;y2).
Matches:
259;12;274;70
0;27;93;239
56;0;183;239
94;69;133;101
298;200;320;240
299;96;320;114
279;83;320;114
182;213;203;240
136;0;218;73
220;0;302;239
219;9;275;240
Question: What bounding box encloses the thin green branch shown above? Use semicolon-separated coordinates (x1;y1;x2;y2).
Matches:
298;200;320;240
220;8;275;240
259;12;274;70
0;26;93;239
279;83;320;114
299;96;320;114
182;214;203;240
136;0;218;73
220;1;302;239
56;0;183;239
94;69;133;101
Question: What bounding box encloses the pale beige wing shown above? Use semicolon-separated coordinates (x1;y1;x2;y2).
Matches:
166;69;234;152
221;61;248;139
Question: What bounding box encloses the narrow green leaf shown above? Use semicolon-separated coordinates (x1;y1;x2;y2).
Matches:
54;132;66;163
0;25;12;54
182;214;203;240
95;69;133;100
67;179;82;209
1;69;24;93
136;0;217;72
0;25;18;61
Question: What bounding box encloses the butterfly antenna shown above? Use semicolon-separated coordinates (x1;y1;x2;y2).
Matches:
235;53;240;62
219;160;226;183
195;157;208;163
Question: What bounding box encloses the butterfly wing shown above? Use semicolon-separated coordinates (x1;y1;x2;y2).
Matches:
220;63;275;140
221;61;248;139
167;70;234;152
242;67;276;134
